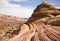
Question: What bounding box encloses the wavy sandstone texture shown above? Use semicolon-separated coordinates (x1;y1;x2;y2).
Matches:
1;1;60;41
28;1;60;22
8;17;60;41
0;14;28;41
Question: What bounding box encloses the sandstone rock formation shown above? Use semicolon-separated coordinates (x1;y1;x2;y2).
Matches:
0;1;60;41
8;17;60;41
0;14;28;41
28;1;60;22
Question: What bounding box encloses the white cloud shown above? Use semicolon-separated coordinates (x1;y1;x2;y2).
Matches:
0;0;34;18
13;0;28;2
0;0;21;7
56;7;60;8
0;7;34;18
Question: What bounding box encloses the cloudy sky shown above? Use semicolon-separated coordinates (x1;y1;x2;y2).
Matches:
0;0;60;18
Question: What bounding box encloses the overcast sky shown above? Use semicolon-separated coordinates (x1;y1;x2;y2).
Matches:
0;0;60;18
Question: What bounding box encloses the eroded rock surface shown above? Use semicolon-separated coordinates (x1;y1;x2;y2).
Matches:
0;1;60;41
8;17;60;41
0;14;28;41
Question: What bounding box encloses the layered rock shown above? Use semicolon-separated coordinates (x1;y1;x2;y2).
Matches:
8;17;60;41
0;14;28;41
1;1;60;41
28;1;60;22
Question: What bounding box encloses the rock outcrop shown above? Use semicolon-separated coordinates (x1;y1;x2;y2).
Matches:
0;14;28;41
28;1;60;22
0;1;60;41
8;17;60;41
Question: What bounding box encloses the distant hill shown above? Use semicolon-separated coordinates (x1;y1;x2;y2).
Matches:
0;14;28;23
